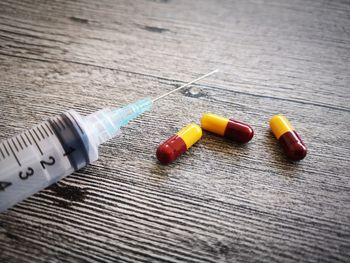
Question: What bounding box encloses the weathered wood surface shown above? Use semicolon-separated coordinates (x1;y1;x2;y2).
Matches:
0;0;349;262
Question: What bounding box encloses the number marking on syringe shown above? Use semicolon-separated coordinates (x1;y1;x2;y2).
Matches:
0;122;56;168
0;121;67;194
0;182;12;191
40;156;56;169
19;167;34;180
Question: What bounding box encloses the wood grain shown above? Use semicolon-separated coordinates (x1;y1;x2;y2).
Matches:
0;0;349;262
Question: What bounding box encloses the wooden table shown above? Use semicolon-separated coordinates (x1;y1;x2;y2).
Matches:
0;0;349;262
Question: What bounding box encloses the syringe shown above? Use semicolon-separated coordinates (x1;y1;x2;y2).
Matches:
0;69;218;212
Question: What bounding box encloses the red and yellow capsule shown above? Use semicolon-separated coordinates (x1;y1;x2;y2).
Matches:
156;123;202;164
200;113;254;143
270;114;307;161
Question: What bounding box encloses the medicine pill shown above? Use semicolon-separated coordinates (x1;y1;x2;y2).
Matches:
156;123;202;164
200;113;254;143
269;114;307;161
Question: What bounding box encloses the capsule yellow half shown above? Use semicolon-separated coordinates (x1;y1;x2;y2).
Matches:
176;123;202;149
200;113;228;136
269;114;294;139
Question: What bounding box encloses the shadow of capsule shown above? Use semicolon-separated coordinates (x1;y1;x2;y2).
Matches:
149;141;204;174
150;163;169;177
199;131;253;161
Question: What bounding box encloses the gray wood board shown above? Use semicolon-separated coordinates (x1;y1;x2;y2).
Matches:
0;0;349;262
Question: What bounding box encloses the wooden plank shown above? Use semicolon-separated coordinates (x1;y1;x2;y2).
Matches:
0;0;349;109
0;0;349;262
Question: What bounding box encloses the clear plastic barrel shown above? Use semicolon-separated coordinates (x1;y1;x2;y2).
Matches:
0;98;153;212
0;111;98;212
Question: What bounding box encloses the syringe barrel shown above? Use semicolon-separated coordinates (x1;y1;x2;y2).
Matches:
0;110;98;212
0;98;153;212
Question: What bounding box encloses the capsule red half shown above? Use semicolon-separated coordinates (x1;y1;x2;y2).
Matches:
200;113;254;143
270;114;307;161
156;124;202;164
